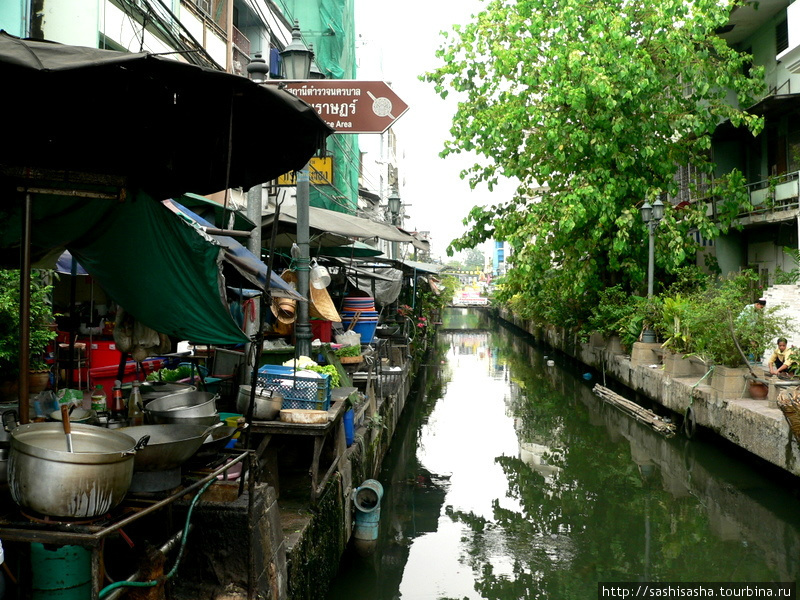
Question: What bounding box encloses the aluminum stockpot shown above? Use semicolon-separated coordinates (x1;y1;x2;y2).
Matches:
8;422;148;518
118;423;221;472
144;391;218;419
237;385;282;420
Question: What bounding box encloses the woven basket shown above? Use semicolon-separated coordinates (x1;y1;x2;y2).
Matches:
339;355;363;364
777;390;800;443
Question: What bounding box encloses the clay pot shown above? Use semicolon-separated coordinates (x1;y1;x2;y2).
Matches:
748;380;769;399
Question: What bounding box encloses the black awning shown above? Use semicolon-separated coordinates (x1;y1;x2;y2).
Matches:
0;31;333;199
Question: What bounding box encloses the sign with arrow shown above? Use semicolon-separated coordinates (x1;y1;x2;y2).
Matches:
280;80;409;134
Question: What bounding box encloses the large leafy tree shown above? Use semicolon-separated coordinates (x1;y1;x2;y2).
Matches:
424;0;764;328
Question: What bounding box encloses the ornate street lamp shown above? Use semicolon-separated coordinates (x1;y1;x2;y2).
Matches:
278;21;315;356
640;198;664;343
280;20;312;80
388;187;401;259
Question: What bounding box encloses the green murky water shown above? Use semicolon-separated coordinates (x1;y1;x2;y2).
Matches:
326;308;800;599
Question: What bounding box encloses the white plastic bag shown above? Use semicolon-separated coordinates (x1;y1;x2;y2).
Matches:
335;330;361;347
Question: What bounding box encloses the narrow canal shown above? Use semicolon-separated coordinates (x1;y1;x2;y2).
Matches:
326;308;800;599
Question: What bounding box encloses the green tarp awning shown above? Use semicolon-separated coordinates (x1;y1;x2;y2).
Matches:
67;190;247;344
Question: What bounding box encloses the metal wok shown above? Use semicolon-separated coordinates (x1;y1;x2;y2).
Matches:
118;423;222;472
144;391;218;424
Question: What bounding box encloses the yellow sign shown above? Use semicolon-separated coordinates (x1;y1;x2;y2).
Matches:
277;157;333;186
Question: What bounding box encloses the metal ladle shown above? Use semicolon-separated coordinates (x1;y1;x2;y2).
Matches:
60;404;74;453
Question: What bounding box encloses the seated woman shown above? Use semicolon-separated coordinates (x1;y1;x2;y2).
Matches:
768;337;794;377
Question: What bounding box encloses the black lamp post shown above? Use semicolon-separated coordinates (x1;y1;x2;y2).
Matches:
640;198;664;343
279;23;315;357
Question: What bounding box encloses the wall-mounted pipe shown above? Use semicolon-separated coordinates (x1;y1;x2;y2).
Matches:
352;479;384;553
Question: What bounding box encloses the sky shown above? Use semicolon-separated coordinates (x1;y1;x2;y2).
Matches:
353;0;518;261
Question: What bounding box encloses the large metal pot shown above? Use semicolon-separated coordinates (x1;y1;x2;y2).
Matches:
125;381;196;403
145;391;218;419
8;423;148;518
237;385;282;420
118;423;221;471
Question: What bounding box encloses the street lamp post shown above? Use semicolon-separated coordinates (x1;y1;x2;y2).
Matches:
280;22;316;358
640;198;664;343
388;187;401;260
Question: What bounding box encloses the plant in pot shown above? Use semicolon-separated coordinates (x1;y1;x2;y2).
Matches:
683;271;790;396
0;270;58;400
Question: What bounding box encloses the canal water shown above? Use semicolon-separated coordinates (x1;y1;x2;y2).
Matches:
326;308;800;599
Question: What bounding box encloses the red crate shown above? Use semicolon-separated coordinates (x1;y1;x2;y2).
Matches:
89;359;165;391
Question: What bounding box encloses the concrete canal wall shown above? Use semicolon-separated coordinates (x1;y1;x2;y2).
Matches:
171;354;420;600
495;308;800;480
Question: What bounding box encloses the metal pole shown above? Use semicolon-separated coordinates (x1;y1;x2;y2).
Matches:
19;192;32;424
647;221;655;299
295;163;312;358
244;185;262;374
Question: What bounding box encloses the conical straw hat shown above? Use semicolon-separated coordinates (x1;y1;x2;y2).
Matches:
310;284;341;322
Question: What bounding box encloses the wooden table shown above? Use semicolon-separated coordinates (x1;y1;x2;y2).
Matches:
249;386;357;502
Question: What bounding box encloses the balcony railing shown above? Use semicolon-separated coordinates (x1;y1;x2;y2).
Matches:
742;171;800;216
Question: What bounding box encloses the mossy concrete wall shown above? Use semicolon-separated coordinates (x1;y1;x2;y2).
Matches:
495;308;800;478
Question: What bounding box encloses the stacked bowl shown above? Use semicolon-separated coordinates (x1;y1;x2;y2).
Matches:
340;296;379;343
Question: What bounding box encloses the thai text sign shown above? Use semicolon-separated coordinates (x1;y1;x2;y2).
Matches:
281;80;409;133
277;156;333;186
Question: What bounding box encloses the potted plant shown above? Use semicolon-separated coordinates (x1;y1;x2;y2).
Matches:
682;271;790;397
0;270;58;400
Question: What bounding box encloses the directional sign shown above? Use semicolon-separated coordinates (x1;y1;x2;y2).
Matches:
280;80;409;134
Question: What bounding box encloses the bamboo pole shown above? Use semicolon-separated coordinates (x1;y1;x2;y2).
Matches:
592;384;677;437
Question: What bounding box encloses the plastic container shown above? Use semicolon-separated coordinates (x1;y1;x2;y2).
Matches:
257;365;331;411
343;409;354;446
341;319;378;344
90;385;107;412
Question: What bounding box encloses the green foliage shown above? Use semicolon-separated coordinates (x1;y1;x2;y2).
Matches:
0;270;57;378
424;0;764;328
580;286;662;350
773;247;800;285
659;295;692;354
680;271;788;367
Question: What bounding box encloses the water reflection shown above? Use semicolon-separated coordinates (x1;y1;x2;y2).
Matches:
326;309;800;599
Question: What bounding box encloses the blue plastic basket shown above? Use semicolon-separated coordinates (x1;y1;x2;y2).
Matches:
256;365;331;411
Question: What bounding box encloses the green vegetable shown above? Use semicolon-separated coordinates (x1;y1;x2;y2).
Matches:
146;365;194;382
334;345;361;358
305;364;340;388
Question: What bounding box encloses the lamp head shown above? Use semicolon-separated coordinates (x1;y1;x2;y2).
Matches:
640;200;653;223
652;198;665;221
280;20;312;80
388;189;401;216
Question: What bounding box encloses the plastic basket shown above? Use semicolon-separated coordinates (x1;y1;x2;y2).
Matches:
257;365;331;411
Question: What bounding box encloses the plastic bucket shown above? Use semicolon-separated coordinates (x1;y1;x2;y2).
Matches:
343;409;354;446
344;319;378;343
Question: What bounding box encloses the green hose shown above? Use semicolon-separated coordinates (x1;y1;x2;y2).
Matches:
98;477;216;598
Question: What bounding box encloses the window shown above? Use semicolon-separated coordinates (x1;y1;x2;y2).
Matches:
777;19;789;54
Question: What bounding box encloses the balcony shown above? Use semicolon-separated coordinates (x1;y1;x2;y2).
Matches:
742;172;800;215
